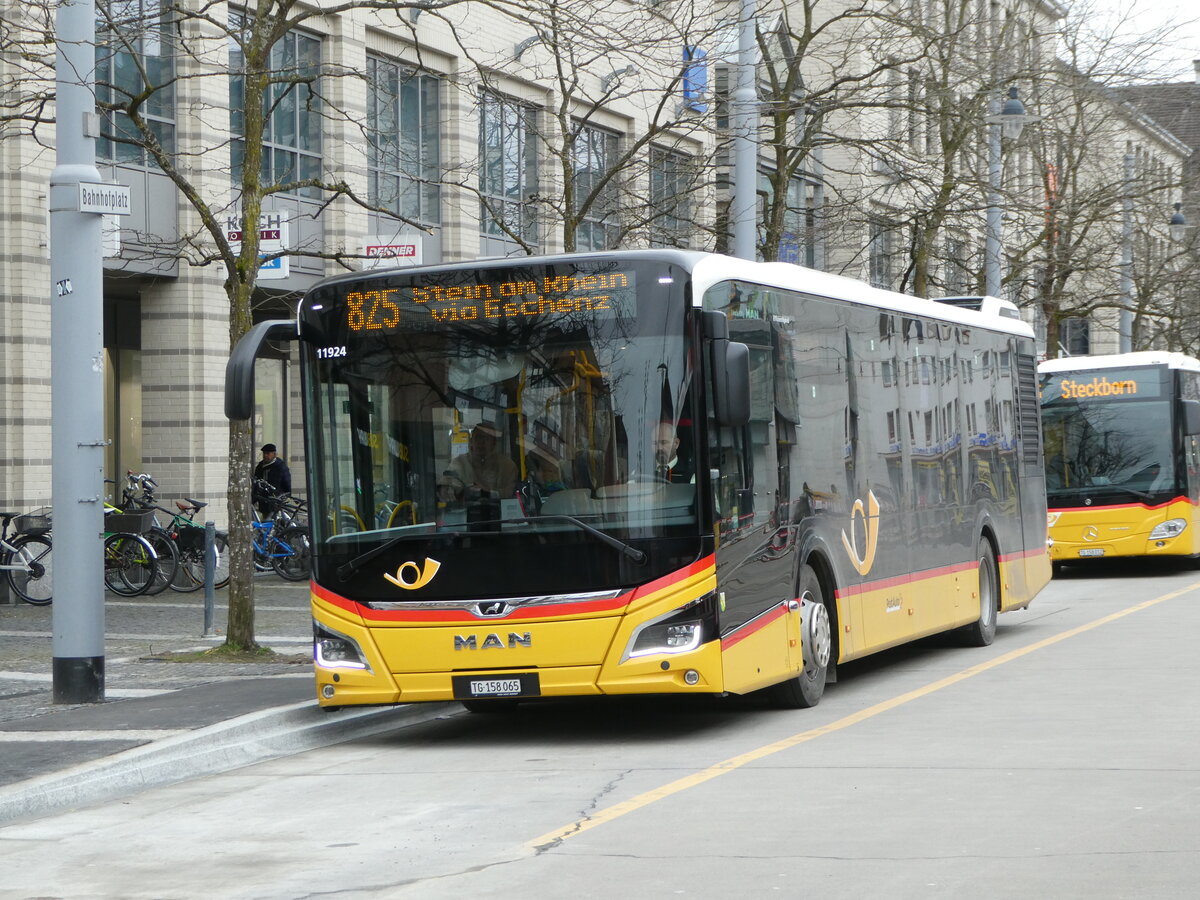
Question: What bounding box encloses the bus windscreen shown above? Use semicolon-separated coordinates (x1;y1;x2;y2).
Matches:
1040;366;1175;503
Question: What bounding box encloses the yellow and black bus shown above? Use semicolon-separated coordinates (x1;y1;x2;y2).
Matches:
227;251;1050;710
1040;351;1200;567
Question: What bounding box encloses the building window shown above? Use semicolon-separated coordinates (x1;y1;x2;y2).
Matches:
649;147;692;248
1060;317;1090;356
573;123;621;251
229;22;322;199
479;92;539;247
367;57;440;223
943;236;971;294
760;172;819;266
95;0;175;167
869;218;896;289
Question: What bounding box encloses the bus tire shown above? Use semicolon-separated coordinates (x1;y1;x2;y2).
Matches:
960;537;999;647
769;565;830;709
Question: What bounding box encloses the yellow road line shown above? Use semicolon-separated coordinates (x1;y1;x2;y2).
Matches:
528;581;1200;849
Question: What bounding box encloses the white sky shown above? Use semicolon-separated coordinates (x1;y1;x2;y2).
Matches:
1081;0;1200;81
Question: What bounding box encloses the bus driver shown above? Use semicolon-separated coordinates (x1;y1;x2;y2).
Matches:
439;422;518;499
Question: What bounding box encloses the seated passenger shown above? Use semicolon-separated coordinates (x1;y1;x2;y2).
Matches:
527;447;567;495
440;422;518;499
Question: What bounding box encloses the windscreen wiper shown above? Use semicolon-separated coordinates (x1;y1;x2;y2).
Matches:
1094;484;1153;503
525;514;647;564
335;526;437;581
336;513;645;581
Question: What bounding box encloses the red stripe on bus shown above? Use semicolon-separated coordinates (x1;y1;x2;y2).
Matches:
721;602;789;651
836;559;977;598
313;554;716;624
998;546;1050;563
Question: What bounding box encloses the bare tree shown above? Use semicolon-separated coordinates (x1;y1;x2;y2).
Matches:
21;0;502;650
1010;1;1190;358
439;0;719;256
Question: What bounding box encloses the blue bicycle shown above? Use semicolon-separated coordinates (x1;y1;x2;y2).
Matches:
251;518;311;581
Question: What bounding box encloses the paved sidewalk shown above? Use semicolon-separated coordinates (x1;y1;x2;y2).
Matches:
0;579;454;823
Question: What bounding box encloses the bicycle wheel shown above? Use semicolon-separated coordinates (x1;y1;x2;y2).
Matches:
142;527;179;596
213;532;230;588
270;526;311;581
178;531;230;590
103;532;157;597
6;534;54;606
169;546;204;592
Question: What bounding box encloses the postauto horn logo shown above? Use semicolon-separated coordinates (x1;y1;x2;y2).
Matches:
384;557;442;590
841;490;880;576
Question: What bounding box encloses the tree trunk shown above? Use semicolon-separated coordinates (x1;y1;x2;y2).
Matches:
224;276;259;650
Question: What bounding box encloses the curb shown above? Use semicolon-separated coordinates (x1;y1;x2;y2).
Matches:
0;700;460;825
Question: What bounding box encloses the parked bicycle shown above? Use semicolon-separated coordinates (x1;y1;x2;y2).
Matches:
106;477;178;595
251;515;311;582
120;472;229;591
0;508;53;605
102;510;160;597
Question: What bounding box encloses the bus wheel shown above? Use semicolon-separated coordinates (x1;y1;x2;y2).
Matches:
960;538;999;647
770;565;830;709
462;699;520;714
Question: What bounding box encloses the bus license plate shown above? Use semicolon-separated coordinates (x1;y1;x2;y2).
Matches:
452;673;540;699
1078;548;1105;557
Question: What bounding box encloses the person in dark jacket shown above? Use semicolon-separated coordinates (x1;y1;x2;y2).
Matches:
253;443;292;517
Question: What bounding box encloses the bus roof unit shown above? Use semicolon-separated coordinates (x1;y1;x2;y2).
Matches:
1039;351;1200;374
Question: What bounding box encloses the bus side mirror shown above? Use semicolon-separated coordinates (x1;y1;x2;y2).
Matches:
703;310;751;427
720;342;752;426
225;319;300;420
1184;399;1200;435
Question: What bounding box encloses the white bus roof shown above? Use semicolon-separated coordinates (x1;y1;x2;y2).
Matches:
311;249;1035;340
687;253;1034;339
1039;351;1200;374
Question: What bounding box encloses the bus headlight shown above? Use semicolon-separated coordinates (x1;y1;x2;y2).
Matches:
314;621;372;672
625;593;718;660
1149;519;1187;540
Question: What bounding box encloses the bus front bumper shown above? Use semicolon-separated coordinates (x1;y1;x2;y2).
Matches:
312;611;725;707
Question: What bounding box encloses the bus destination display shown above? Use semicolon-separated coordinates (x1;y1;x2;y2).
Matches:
341;270;636;333
1041;368;1164;402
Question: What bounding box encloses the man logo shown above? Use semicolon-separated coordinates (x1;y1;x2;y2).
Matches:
383;557;442;590
840;490;881;576
454;632;533;650
474;601;511;618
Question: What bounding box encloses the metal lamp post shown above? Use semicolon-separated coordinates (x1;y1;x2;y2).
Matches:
1119;143;1135;353
50;0;108;702
731;0;758;261
984;86;1036;299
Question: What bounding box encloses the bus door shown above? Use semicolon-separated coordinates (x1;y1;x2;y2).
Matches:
704;289;794;692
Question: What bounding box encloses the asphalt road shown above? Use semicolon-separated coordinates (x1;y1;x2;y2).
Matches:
2;561;1198;899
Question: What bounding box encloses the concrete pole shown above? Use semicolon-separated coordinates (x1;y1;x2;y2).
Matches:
1119;145;1134;353
50;0;106;703
984;97;1003;298
731;0;758;261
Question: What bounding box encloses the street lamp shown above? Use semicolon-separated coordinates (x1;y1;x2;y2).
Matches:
1170;202;1187;242
984;86;1037;298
